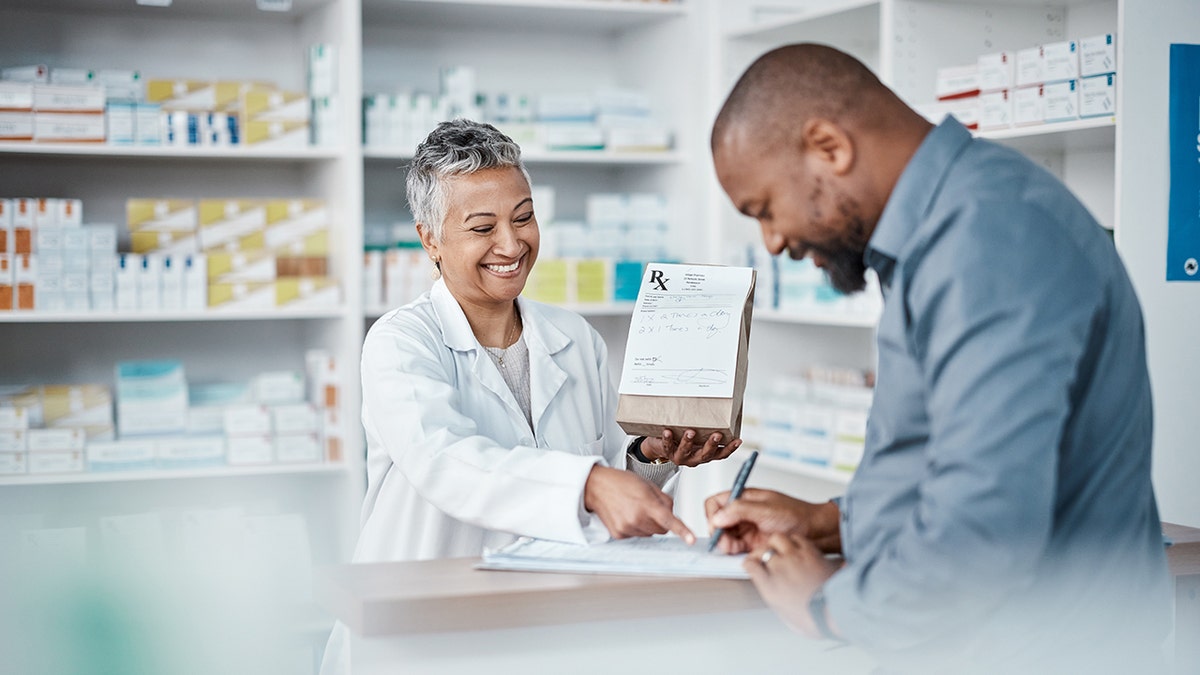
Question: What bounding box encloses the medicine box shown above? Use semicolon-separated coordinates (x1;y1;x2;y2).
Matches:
1013;86;1043;126
274;432;321;463
33;84;105;113
241;89;309;123
242;119;309;148
1080;74;1116;118
28;450;84;474
1041;41;1079;84
127;198;197;232
0;450;26;474
978;52;1014;93
0;427;26;451
198;199;267;251
1016;47;1043;87
935;64;981;100
0;81;35;111
107;102;135;145
251;371;305;405
274;276;339;309
264;199;328;250
86;439;156;472
1042;80;1078;123
227;434;273;465
207;281;273;310
270;403;320;435
308;44;337;98
978;90;1012;130
155;436;225;469
2;65;49;83
206;249;277;284
223;403;272;436
34;112;105;142
0;112;34;141
115;359;188;437
1080;34;1117;77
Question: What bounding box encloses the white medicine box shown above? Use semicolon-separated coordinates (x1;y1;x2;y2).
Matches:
1080;34;1117;77
1080;74;1116;118
1041;41;1079;84
1042;80;1078;123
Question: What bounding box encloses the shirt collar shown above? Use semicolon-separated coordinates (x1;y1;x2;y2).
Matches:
865;117;973;286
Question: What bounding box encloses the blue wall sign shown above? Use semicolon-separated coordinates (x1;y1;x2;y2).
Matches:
1167;43;1200;281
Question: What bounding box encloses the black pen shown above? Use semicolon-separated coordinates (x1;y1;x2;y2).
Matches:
707;450;759;553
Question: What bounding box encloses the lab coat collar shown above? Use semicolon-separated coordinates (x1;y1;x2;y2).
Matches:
429;278;572;435
429;278;572;357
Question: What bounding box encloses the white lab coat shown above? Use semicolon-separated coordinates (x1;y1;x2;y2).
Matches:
354;278;660;563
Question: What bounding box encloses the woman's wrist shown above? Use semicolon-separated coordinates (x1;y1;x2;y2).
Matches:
628;436;668;464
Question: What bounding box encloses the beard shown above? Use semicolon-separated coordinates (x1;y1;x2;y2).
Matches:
795;178;871;295
806;242;868;295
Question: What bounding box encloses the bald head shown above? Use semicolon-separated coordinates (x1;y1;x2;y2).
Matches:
712;43;905;153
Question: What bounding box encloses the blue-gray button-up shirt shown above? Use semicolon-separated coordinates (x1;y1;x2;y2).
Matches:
823;118;1170;672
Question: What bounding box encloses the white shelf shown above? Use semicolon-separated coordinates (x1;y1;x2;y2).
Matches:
0;462;349;487
363;0;686;33
366;301;634;319
977;117;1116;154
364;147;684;166
1;0;334;19
0;143;343;162
0;307;347;323
753;308;879;329
757;453;853;486
725;0;879;42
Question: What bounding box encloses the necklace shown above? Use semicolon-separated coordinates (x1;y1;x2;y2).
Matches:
487;309;521;368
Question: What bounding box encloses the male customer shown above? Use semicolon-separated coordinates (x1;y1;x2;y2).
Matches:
706;43;1170;673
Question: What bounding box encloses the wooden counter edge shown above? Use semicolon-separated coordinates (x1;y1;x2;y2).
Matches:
1163;522;1200;577
315;557;765;637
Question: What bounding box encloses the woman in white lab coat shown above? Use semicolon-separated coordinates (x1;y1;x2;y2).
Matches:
321;119;739;675
355;119;740;564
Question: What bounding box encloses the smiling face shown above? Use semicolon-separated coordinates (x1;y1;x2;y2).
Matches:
713;122;872;295
418;166;540;311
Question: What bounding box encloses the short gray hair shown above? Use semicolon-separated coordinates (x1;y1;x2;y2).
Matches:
406;119;531;241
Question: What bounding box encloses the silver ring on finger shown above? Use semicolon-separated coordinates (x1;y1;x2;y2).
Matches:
760;547;776;566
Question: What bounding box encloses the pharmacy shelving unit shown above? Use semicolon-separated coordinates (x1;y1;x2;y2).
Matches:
705;0;1200;530
0;0;366;625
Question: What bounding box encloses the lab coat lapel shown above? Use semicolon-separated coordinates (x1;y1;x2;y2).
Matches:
430;280;525;420
518;298;570;435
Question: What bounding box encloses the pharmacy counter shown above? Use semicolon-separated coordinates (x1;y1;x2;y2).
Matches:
315;557;877;675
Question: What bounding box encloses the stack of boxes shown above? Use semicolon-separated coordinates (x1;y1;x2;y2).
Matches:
124;197;338;311
363;65;672;154
0;197;118;313
524;192;672;305
0;352;342;476
1;384;116;476
920;33;1118;132
730;244;882;320
740;367;874;474
0;65;112;143
0;44;337;147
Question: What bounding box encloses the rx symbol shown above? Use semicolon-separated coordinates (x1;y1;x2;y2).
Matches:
1185;258;1199;276
649;269;669;290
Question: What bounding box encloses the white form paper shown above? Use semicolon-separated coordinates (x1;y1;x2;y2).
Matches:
618;263;754;398
477;535;749;579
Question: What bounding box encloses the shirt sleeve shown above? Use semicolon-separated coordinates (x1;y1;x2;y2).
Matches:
361;315;606;546
824;200;1104;652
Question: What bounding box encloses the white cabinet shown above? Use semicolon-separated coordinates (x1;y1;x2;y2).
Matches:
0;3;364;664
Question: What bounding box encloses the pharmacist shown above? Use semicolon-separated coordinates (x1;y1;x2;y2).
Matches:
705;43;1170;674
321;119;738;673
